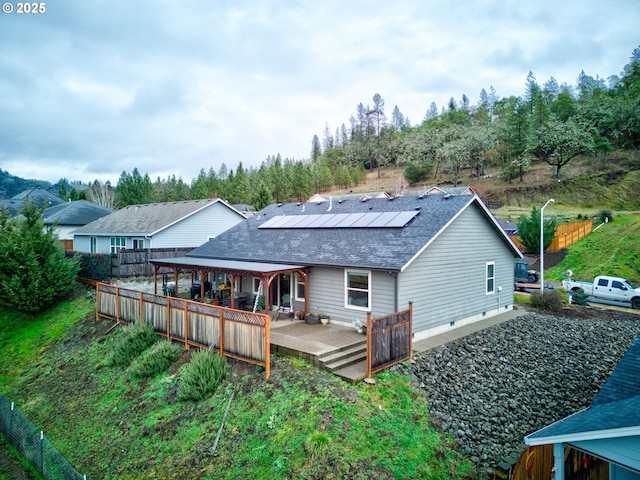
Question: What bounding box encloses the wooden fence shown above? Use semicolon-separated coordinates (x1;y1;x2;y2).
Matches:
113;247;196;278
95;282;270;378
366;303;413;378
510;220;593;252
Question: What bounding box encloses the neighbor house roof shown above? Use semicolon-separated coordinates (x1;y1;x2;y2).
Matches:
71;198;245;236
187;194;522;272
525;333;640;472
43;200;114;227
426;186;475;196
307;191;391;203
12;187;64;208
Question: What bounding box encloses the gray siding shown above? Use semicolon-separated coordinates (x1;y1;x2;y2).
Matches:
400;203;515;334
151;203;245;248
303;266;396;325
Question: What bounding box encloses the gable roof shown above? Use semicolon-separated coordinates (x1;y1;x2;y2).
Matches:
525;333;640;471
187;194;522;271
308;191;391;203
71;198;244;236
12;187;65;208
43;200;114;226
426;186;475;196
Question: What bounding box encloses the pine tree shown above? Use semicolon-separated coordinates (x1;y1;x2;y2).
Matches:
0;201;79;315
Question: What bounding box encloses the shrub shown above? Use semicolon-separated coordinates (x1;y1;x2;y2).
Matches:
597;209;614;224
569;288;589;306
529;290;563;311
177;350;228;402
555;287;570;307
129;340;181;379
109;322;158;367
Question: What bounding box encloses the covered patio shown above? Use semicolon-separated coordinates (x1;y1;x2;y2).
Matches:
150;256;310;315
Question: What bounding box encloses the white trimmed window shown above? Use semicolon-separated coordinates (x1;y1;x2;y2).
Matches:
486;261;496;294
345;270;371;310
294;273;306;301
110;237;126;254
90;236;97;253
133;239;145;249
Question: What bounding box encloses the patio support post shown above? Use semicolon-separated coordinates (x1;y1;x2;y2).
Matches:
153;265;159;295
299;269;309;317
229;274;236;308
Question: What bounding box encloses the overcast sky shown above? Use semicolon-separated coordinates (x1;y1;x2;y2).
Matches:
1;0;638;186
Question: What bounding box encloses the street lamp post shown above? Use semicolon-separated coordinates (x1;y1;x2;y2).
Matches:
540;198;555;292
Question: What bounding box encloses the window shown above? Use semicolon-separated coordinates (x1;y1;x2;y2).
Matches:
486;262;495;294
90;236;97;253
110;237;126;254
294;273;306;301
345;270;370;310
612;280;626;290
253;278;262;294
133;239;144;249
597;278;609;287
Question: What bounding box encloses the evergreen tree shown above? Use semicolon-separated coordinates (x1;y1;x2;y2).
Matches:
311;135;322;163
0;201;79;315
517;206;557;254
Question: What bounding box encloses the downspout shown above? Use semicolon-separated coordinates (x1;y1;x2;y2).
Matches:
389;271;399;312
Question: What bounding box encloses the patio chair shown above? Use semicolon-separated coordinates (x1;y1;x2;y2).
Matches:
275;294;292;321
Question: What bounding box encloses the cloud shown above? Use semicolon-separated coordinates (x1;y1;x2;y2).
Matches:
0;0;638;185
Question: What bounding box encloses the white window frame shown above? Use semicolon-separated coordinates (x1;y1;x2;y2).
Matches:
110;237;126;254
345;269;371;311
294;273;306;302
486;261;496;295
253;277;262;295
90;236;97;253
133;238;145;249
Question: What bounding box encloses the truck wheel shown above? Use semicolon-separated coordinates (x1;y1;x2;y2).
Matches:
527;275;536;283
632;299;640;310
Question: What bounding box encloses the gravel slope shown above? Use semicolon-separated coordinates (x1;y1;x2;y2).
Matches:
398;308;640;477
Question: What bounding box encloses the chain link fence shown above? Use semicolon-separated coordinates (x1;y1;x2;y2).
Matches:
0;393;86;480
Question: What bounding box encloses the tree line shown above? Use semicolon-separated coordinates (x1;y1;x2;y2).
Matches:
79;45;639;210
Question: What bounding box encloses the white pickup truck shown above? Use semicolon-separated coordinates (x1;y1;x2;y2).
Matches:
562;275;640;309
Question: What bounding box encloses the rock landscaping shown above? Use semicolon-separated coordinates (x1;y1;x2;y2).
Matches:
395;307;640;478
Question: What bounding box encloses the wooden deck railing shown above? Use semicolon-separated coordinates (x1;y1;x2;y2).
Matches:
366;303;413;378
95;282;270;378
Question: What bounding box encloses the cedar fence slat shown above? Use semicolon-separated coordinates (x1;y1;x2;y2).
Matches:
95;282;270;378
366;302;413;378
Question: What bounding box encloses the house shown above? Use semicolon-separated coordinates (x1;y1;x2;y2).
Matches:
154;193;522;341
44;200;114;247
71;198;247;254
524;333;640;479
496;217;518;236
307;191;391;203
425;185;475;196
1;187;64;216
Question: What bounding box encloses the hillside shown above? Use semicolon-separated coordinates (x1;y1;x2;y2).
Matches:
333;151;640;218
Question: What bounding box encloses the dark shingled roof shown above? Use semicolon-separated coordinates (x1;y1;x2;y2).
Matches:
188;194;518;271
12;187;64;208
526;333;640;442
43;200;114;226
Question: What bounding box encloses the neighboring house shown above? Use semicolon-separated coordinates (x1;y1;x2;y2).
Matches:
12;187;65;209
155;193;522;341
496;217;518;236
525;332;640;478
425;186;475;196
71;198;247;254
1;187;64;216
44;200;114;244
307;191;391;203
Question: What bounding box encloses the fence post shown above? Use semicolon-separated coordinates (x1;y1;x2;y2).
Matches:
9;402;14;440
366;311;372;379
40;431;44;474
408;302;413;361
184;301;189;350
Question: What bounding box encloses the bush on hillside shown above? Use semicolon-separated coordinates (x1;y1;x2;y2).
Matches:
597;209;614;224
109;322;158;367
128;340;181;379
177;350;228;402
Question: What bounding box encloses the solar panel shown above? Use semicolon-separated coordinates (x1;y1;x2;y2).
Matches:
385;210;420;227
366;211;398;227
258;211;420;229
335;213;366;227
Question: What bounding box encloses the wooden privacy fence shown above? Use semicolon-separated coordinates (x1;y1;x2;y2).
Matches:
510;220;593;252
95;282;270;378
366;303;413;378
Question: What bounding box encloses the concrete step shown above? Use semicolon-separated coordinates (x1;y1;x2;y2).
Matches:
319;342;367;372
332;360;367;384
